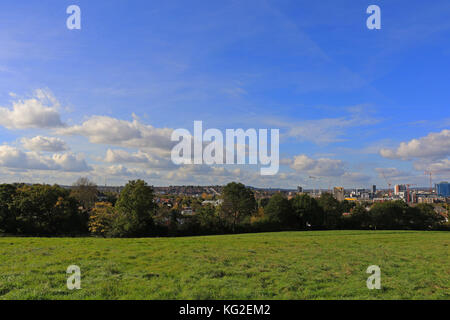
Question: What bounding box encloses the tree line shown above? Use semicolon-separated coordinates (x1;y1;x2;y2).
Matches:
0;180;448;237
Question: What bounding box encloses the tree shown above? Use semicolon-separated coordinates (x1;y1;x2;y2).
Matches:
405;204;446;230
317;193;342;229
340;200;356;214
12;184;86;235
346;205;372;229
0;184;17;233
195;205;221;234
71;177;98;210
259;198;270;208
290;194;323;229
220;182;257;231
112;180;156;237
88;202;117;237
264;193;293;227
103;192;119;206
370;201;408;229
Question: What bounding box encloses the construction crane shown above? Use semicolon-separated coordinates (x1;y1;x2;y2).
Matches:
406;184;417;203
308;176;319;196
424;171;434;193
380;170;392;197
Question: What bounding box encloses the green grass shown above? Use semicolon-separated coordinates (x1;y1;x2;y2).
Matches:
0;230;448;300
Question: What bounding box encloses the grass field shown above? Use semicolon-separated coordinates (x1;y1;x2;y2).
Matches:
0;230;448;300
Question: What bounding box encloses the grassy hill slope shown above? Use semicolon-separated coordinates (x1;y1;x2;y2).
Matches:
0;230;448;299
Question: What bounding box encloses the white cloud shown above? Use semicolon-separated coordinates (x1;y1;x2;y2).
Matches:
165;165;241;185
0;145;53;170
21;136;69;152
105;149;148;163
380;129;450;160
0;89;64;129
0;145;90;172
51;153;91;172
288;154;345;176
104;149;175;169
91;164;162;180
57;115;173;156
413;159;450;174
105;164;133;176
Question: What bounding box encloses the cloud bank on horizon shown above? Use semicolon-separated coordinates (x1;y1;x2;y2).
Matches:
0;0;449;188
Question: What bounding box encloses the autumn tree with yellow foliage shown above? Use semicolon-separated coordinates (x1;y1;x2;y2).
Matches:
88;202;117;237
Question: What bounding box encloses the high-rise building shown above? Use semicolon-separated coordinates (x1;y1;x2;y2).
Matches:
436;182;450;197
297;186;303;193
333;187;345;202
372;185;377;194
394;184;406;195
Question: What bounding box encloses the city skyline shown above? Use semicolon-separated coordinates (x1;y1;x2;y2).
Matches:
0;1;449;188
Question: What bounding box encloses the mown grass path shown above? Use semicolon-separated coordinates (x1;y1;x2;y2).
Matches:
0;230;448;299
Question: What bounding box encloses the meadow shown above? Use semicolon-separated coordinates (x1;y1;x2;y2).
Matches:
0;230;448;300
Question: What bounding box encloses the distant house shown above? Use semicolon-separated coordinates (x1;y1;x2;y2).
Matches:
201;199;223;206
181;207;194;216
434;206;449;222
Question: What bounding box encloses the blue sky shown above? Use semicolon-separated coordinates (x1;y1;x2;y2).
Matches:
0;0;449;188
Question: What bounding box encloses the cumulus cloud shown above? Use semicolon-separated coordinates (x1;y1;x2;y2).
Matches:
0;145;90;172
91;164;162;180
0;145;53;170
51;153;91;172
57;115;173;156
105;149;148;163
21;136;69;152
380;129;450;160
165;165;240;185
105;164;133;176
0;89;64;129
413;159;450;174
288;154;345;176
104;149;175;169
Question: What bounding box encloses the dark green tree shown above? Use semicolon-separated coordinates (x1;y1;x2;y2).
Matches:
347;204;372;229
405;204;446;230
264;193;293;227
196;205;221;233
0;184;18;233
317;193;342;229
370;201;408;229
12;184;86;235
112;180;156;237
290;193;323;229
340;200;356;214
220;182;257;231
